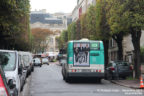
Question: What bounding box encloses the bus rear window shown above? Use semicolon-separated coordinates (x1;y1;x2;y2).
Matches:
90;43;100;50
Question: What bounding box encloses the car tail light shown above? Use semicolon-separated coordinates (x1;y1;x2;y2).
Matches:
0;87;8;96
72;69;76;72
110;67;115;71
0;75;8;96
130;66;133;70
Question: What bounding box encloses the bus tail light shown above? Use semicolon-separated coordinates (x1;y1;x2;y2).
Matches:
99;70;101;72
130;66;133;70
72;69;76;72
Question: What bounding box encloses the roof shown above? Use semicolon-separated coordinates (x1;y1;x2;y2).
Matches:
0;49;17;53
68;39;103;43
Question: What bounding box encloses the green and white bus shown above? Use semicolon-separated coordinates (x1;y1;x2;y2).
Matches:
62;39;105;82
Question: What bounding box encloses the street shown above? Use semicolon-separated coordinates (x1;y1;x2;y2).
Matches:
20;62;144;96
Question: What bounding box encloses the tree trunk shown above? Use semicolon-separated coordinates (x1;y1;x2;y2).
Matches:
131;28;141;79
117;39;123;60
103;40;109;68
112;33;124;60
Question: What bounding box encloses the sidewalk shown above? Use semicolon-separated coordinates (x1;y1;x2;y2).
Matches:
111;80;140;89
111;74;144;89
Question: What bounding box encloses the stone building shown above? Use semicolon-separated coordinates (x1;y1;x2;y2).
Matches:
30;9;72;53
72;0;96;22
108;31;144;63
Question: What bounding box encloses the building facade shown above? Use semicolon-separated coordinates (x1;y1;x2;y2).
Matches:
72;0;96;22
30;10;72;53
108;31;144;63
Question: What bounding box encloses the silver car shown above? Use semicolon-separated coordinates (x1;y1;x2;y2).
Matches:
105;61;133;80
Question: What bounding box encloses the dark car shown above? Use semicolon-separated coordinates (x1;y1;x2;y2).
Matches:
33;58;42;67
105;61;133;80
0;66;18;96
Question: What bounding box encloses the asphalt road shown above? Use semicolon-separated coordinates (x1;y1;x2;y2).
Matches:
20;62;144;96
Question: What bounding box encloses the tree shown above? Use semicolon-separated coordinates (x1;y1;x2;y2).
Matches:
106;0;129;60
31;28;53;53
106;0;144;78
124;0;144;78
67;22;77;40
0;0;32;51
95;0;111;67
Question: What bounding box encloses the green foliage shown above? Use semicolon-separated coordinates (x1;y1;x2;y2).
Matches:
86;6;97;39
58;30;69;49
0;0;31;51
67;22;77;40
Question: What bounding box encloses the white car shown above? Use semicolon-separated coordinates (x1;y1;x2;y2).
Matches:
33;58;42;67
42;58;49;65
0;50;21;96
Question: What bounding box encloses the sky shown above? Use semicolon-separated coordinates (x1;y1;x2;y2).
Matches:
30;0;77;13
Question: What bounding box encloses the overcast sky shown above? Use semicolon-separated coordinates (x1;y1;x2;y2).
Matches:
30;0;77;13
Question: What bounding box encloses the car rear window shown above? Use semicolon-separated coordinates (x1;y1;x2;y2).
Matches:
117;62;129;66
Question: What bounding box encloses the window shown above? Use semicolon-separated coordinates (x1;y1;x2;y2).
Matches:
0;52;16;71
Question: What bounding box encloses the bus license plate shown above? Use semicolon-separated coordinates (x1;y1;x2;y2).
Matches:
82;69;91;72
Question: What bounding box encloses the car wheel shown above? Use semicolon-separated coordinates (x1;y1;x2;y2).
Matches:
32;67;34;72
65;77;70;82
107;73;113;80
97;78;101;83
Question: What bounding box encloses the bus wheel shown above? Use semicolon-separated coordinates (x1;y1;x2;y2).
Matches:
97;79;101;83
63;75;66;80
65;77;70;82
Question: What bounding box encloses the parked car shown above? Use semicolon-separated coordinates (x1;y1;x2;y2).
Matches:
47;52;57;62
105;61;133;80
0;65;13;96
59;59;67;66
18;52;29;91
0;50;20;96
33;58;42;67
42;58;49;65
20;52;34;77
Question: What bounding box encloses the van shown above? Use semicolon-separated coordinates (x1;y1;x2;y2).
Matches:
19;52;34;77
0;50;24;95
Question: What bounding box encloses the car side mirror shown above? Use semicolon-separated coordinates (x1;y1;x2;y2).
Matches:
8;79;16;89
33;60;35;63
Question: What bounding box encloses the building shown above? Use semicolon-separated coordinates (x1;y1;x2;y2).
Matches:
72;0;96;22
30;9;72;52
108;31;144;63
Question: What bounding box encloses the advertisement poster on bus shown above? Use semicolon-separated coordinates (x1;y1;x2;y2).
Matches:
73;43;90;66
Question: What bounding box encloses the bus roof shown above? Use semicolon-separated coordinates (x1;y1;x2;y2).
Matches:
68;39;103;43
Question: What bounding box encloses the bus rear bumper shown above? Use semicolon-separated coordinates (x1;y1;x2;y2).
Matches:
68;72;105;78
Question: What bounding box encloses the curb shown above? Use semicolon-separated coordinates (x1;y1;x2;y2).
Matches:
110;80;141;89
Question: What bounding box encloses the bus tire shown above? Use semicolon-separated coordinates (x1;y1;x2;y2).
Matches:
65;76;70;82
97;79;101;83
63;74;66;80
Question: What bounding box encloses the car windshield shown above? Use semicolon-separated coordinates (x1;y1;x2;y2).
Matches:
0;52;16;71
34;58;41;63
42;58;48;62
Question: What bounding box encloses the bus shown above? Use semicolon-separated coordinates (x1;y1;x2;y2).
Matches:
62;39;105;82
